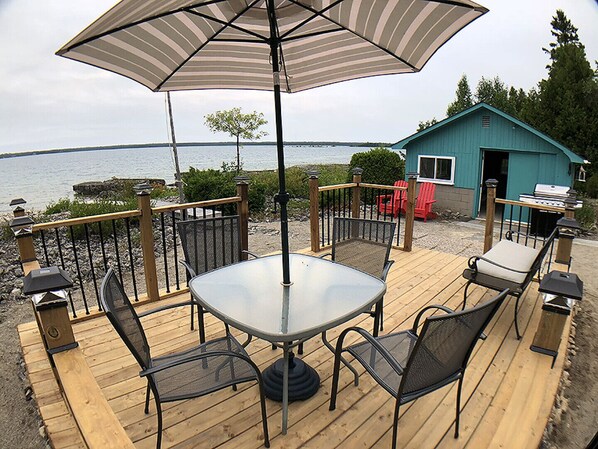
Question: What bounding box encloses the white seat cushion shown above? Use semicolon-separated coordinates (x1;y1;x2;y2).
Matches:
476;240;540;284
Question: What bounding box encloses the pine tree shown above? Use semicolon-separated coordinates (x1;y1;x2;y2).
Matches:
446;75;474;116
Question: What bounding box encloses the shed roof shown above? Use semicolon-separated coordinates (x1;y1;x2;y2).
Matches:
392;103;585;164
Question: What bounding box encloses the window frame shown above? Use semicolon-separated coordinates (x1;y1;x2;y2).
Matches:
417;155;456;185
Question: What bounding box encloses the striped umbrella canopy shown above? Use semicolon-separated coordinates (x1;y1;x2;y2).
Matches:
57;0;488;284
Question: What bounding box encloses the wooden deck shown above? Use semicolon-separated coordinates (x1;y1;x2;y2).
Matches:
18;246;570;449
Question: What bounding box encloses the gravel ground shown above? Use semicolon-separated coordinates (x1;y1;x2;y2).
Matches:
1;217;596;448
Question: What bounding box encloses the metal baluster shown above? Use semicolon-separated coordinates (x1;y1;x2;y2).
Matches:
368;189;374;219
125;218;139;301
342;188;347;218
69;226;89;315
160;213;170;293
171;210;180;289
221;216;227;266
211;216;218;268
499;206;505;241
193;207;197;219
112;219;124;286
98;222;108;271
326;190;331;246
55;229;76;317
40;230;50;266
83;223;100;309
516;206;523;243
320;192;325;247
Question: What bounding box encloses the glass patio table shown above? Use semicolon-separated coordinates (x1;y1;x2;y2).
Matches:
189;253;386;434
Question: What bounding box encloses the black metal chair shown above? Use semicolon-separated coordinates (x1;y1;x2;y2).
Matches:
324;217;396;335
178;216;255;343
99;268;269;449
329;289;508;449
462;227;558;339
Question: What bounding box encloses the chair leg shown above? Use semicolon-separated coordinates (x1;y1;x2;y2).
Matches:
190;300;195;331
514;295;522;339
328;347;342;411
392;400;401;449
298;342;304;355
257;380;270;447
198;305;206;344
155;399;163;449
455;377;464;438
144;381;151;414
462;281;472;310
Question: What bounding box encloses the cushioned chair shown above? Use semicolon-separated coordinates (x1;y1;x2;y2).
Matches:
462;227;558;339
100;268;269;449
329;290;508;449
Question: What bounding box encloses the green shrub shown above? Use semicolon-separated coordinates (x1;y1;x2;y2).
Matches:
575;201;597;231
43;197;139;238
585;175;598;198
347;147;405;185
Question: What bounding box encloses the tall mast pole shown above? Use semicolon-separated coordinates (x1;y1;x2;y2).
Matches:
166;91;185;203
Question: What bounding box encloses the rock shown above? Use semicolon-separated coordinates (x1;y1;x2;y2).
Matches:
9;288;21;300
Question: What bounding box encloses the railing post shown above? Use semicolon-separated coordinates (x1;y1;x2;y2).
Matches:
402;173;417;252
135;185;160;302
555;196;579;265
308;170;321;253
235;176;250;261
351;167;363;219
484;179;498;253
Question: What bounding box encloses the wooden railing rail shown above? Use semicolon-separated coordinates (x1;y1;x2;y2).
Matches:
317;183;356;192
32;210;141;231
495;198;567;214
151;196;241;214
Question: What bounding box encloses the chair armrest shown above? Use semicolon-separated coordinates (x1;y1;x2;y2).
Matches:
412;305;454;333
381;260;395;281
138;300;199;318
179;260;197;278
243;250;260;259
140;349;257;377
335;326;404;375
319;252;332;260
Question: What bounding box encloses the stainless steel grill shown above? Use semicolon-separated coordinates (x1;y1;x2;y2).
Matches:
518;184;581;237
519;184;582;208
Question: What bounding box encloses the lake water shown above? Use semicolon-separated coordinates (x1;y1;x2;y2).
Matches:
0;144;366;213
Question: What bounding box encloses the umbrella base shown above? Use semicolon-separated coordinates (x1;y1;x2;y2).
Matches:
262;352;320;401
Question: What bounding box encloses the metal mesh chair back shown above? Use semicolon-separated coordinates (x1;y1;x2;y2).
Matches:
401;291;506;397
100;268;151;369
332;217;396;278
178;216;241;275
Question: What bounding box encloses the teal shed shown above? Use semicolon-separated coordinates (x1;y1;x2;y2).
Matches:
391;103;585;218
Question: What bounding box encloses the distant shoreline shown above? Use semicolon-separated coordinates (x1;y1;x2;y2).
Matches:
0;141;389;160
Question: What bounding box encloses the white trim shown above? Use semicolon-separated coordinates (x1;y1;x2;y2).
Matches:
417;155;455;185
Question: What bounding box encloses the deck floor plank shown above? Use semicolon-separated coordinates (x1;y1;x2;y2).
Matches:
19;246;570;449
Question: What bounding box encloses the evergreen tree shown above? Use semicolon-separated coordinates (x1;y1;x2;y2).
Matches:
446;75;473;116
474;76;511;112
528;10;598;173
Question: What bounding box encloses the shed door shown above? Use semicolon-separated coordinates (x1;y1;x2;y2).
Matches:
479;150;509;217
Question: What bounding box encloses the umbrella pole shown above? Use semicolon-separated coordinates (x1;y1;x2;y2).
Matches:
268;0;291;286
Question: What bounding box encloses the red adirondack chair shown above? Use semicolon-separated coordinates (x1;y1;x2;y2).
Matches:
376;180;408;217
414;182;437;221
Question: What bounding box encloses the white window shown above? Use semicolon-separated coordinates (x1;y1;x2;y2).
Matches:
417;155;455;185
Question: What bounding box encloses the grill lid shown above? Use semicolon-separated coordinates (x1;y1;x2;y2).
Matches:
534;184;570;199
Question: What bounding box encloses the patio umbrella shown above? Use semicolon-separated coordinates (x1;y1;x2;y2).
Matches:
57;0;488;285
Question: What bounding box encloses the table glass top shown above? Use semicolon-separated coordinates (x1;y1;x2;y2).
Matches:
189;253;386;342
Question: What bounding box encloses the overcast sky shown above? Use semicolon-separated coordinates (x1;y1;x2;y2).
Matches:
1;0;597;155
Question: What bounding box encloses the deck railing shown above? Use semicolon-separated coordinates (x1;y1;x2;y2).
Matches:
308;169;416;252
482;178;576;265
11;179;249;319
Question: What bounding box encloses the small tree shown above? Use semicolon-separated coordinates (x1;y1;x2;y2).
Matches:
446;74;474;117
204;108;268;172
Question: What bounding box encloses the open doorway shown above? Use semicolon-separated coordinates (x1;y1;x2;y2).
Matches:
479;150;509;218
